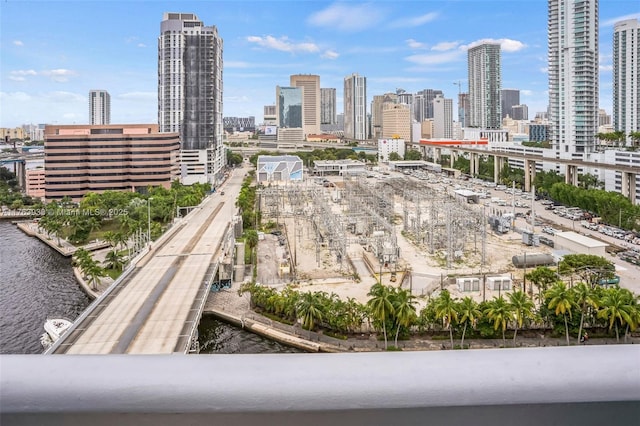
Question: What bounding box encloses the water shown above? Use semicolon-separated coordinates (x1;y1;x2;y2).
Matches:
0;220;90;354
0;220;302;354
198;316;303;354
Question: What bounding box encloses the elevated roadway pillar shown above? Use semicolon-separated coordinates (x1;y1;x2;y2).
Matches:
524;159;536;192
621;172;638;204
470;153;480;178
494;156;505;183
565;165;578;186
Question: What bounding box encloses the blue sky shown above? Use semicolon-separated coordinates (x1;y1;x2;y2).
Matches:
1;0;638;128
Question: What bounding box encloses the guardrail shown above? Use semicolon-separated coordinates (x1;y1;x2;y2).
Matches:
2;345;639;425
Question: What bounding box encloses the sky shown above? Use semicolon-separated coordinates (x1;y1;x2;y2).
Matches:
1;0;639;128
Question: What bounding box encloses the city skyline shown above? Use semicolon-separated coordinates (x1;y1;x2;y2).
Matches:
1;1;638;128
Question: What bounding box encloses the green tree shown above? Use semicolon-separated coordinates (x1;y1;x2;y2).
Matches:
296;291;324;338
388;152;402;161
433;290;458;349
525;266;560;302
484;296;513;347
85;262;105;291
104;249;125;272
597;287;635;342
545;282;575;345
572;283;599;344
559;254;615;288
457;297;481;349
508;290;535;346
404;149;422;161
391;288;417;348
367;283;395;350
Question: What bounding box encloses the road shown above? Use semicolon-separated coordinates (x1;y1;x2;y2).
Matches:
61;167;247;354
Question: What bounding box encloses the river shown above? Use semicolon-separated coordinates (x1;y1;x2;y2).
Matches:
0;220;301;354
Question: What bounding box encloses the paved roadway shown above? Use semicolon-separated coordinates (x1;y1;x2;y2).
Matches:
64;167;247;354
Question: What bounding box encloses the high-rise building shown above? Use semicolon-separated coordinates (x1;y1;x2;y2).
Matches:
500;89;520;119
598;109;611;126
89;90;110;125
263;105;277;126
344;73;367;140
321;88;336;125
458;93;470;127
414;89;443;122
371;93;397;140
548;0;599;156
613;18;639;146
276;86;303;141
468;43;501;129
381;104;411;140
433;94;453;138
290;74;321;137
158;12;224;185
511;104;529;121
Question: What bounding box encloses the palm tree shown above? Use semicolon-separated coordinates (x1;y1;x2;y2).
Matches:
508;290;535;347
545;282;575;345
597;287;634;343
367;283;395;350
296;292;324;339
457;297;481;349
433;290;458;349
572;283;599;344
104;249;125;272
72;248;93;278
391;288;417;348
85;263;105;291
484;296;513;347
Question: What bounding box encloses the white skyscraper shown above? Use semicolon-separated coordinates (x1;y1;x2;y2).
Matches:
344;73;367;140
613;18;639;146
158;12;224;185
548;0;599;157
433;94;453;138
467;43;502;129
321;88;336;125
89;90;110;125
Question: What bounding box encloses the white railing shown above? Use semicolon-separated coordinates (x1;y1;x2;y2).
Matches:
2;345;638;425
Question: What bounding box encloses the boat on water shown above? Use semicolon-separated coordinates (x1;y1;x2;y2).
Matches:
40;318;72;349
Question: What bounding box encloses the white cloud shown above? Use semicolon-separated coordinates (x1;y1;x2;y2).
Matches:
406;39;427;49
389;12;439;28
246;35;319;54
600;65;613;72
225;61;253;69
369;76;425;84
0;91;32;102
41;91;84;102
40;69;77;82
463;38;526;53
539;67;548;73
137;43;146;48
321;50;339;60
9;70;37;81
117;91;156;101
307;3;384;32
521;90;533;96
225;95;251;103
601;13;640;27
431;41;460;52
405;50;464;66
13;40;24;46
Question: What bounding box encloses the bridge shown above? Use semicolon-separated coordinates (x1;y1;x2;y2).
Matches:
411;141;639;203
46;167;246;354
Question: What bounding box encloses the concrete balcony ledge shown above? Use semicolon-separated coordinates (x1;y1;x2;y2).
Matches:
1;345;639;426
